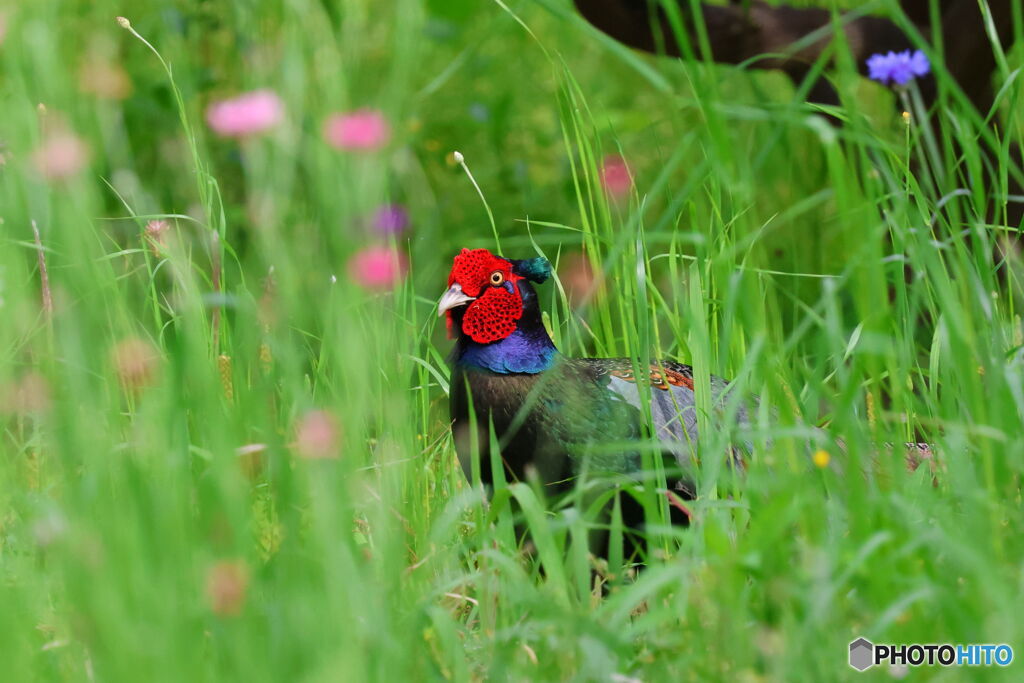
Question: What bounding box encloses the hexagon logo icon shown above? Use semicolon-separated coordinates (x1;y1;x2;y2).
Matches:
849;637;874;671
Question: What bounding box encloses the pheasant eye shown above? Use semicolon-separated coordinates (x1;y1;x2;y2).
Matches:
489;271;505;286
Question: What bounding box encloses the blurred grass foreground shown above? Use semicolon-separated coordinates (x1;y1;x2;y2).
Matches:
1;0;1024;680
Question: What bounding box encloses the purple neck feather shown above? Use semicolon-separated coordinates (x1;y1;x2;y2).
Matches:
456;327;558;374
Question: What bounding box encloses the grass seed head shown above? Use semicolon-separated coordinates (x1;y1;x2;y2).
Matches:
111;337;160;391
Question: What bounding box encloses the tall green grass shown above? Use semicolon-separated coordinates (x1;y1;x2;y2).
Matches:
1;0;1022;679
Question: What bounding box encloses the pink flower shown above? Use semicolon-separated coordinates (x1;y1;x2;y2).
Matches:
32;131;89;181
205;89;283;138
205;560;249;616
561;252;604;307
145;219;171;255
294;410;341;460
348;246;407;290
599;154;633;200
323;109;390;151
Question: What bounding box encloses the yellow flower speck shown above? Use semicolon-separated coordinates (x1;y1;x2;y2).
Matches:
813;450;831;468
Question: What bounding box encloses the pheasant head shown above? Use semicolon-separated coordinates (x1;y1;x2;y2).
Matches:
437;248;552;343
438;248;556;373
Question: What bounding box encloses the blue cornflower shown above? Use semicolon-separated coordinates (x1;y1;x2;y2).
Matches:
866;49;930;86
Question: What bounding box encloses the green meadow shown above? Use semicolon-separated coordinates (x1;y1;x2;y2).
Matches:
1;0;1022;680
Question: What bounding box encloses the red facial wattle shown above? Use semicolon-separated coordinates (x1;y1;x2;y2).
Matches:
461;284;522;343
445;248;524;343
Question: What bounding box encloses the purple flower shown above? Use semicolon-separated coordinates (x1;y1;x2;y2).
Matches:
371;204;409;236
867;49;930;87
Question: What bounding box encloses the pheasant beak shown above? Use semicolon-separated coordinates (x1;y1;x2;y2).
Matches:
437;283;475;317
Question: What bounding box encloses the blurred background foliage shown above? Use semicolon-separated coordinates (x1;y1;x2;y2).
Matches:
1;0;1023;680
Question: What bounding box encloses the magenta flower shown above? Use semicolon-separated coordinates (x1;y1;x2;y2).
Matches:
205;89;283;138
599;155;632;200
348;246;407;290
371;204;409;236
867;50;930;87
324;109;390;151
32;131;89;181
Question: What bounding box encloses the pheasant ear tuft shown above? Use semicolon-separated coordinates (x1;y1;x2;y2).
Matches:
511;257;551;284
